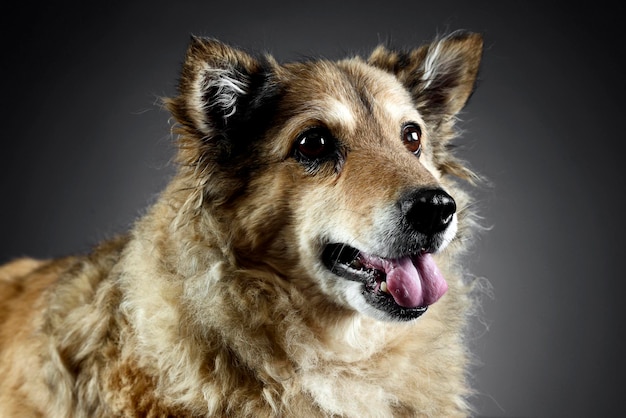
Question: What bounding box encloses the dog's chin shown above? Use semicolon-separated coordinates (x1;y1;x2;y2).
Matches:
321;243;449;322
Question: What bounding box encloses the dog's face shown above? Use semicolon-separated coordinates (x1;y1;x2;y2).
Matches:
167;33;482;322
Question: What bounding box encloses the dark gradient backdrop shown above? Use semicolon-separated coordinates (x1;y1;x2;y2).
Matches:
2;2;624;417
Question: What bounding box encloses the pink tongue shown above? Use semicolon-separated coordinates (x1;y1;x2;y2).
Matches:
363;253;448;308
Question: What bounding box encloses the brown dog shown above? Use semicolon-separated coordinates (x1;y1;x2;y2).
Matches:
0;31;483;417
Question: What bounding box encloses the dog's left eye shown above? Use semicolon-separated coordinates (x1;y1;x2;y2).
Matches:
402;123;422;157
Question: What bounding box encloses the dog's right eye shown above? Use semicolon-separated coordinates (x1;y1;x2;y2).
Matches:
294;127;335;160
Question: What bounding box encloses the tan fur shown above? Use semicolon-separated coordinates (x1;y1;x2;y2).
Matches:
0;32;483;417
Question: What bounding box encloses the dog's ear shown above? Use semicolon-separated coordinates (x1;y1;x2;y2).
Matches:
369;31;482;122
167;36;269;138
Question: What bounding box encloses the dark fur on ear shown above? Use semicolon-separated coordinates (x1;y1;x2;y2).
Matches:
166;37;282;164
168;36;261;134
369;31;483;182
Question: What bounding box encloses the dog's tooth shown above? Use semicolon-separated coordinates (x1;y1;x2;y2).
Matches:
380;281;388;293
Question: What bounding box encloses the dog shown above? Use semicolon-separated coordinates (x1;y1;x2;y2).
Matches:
0;31;483;417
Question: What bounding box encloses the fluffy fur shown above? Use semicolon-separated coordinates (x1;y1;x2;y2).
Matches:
0;31;483;417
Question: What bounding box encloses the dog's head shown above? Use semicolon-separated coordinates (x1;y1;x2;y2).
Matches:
166;32;482;322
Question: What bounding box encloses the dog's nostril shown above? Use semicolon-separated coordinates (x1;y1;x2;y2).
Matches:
403;189;456;235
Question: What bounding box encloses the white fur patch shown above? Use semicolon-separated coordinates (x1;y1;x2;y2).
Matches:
421;41;444;89
301;97;357;133
436;213;458;253
327;99;356;130
189;64;249;133
202;67;248;118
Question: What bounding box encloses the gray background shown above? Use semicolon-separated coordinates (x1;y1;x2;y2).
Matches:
1;2;624;417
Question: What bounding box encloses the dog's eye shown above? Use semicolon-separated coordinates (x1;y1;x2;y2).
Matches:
295;127;335;159
402;124;422;157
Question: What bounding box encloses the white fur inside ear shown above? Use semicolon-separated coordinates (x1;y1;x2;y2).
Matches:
203;67;248;117
421;41;444;89
190;65;249;133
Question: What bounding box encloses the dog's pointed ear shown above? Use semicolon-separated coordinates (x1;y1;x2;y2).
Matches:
369;31;483;121
167;36;266;137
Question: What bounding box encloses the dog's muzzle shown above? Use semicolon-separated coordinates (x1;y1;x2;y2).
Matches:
322;188;457;321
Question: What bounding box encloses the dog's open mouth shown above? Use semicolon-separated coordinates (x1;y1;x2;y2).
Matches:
322;244;448;320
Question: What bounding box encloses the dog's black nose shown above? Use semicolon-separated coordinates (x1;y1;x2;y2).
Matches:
402;189;456;235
